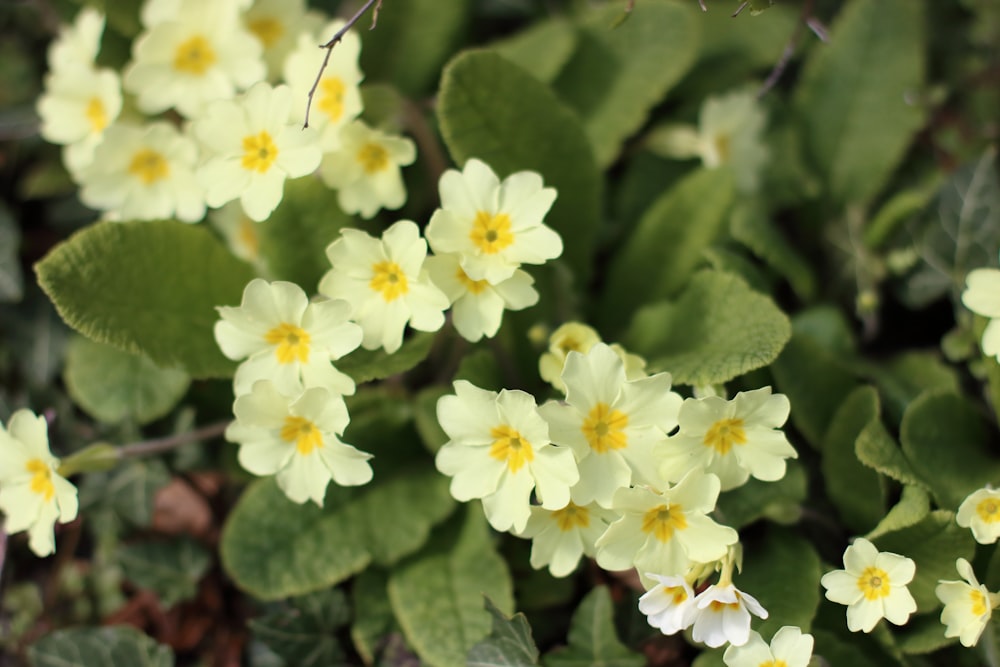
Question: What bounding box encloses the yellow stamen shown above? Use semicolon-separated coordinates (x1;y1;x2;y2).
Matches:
128;148;170;185
760;661;788;667
708;600;741;612
551;503;590;531
318;77;346;122
264;322;311;364
976;497;1000;523
470;211;514;254
456;266;489;295
857;566;891;601
356;142;390;174
85;97;107;133
641;503;688;542
27;459;55;501
369;260;409;301
703;418;747;455
664;586;688;605
489;425;534;473
173;35;216;75
280;415;323;455
247;16;284;47
971;589;988;617
581;403;628;453
242;130;279;173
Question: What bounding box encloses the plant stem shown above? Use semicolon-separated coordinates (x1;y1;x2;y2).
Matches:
118;420;230;459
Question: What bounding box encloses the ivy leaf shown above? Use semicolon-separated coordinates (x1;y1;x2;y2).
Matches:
544;586;643;667
117;537;211;607
625;270;791;386
250;588;351;667
467;597;540;667
29;626;174;667
35;220;255;378
79;459;172;527
335;332;436;384
490;19;577;84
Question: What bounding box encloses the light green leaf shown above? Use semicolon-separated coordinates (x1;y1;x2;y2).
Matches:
716;460;807;529
866;485;931;541
625;270;791;386
437;50;601;283
467;597;540;667
855;419;926;490
250;588;350;667
730;202;817;301
553;0;698;167
29;626;174;667
543;586;643;667
63;336;190;425
490;19;577;84
794;0;925;204
821;386;886;534
117;537;211;607
336;332;436;384
389;508;514;667
35;220;255;378
351;568;395;665
0;203;23;303
900;390;1000;509
602;168;735;327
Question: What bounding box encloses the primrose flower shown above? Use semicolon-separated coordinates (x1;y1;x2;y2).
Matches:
194;82;321;221
319;121;415;219
691;582;768;648
244;0;311;80
318;221;449;353
723;627;814;667
517;501;616;577
425;158;562;284
936;557;998;647
638;573;698;635
226;380;373;505
595;471;738;577
538;322;646;393
434;380;578;533
46;7;104;71
962;268;1000;362
0;410;78;557
209;202;268;274
140;0;253;27
123;0;264;117
425;253;539;342
215;279;362;397
539;343;681;507
77;122;205;222
957;487;1000;544
658;387;796;491
821;537;916;633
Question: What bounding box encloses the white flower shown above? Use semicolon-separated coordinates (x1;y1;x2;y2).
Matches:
434;380;578;533
425;253;538;342
319;121;415;219
821;537;917;633
209;201;268;273
318;220;449;353
962;268;1000;361
425;158;562;284
77;121;205;222
0;410;78;557
123;0;264;117
215;279;361;396
539;343;681;508
140;0;253;28
517;501;616;577
691;583;768;648
936;558;997;648
194;82;321;221
957;487;1000;544
595;472;738;576
284;20;363;148
723;627;814;667
538;322;646;394
638;573;698;635
47;7;104;71
226;380;373;505
658;387;796;491
244;0;311;80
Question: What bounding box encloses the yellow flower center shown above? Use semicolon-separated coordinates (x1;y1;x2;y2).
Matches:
242;131;279;173
318;77;346;122
470;211;514;254
247;16;284;47
369;261;409;302
356;142;390;174
664;585;689;605
551;502;590;531
264;322;311;364
857;566;891;601
703;417;747;455
641;503;688;542
977;498;1000;523
971;589;989;617
581;403;628;453
27;459;56;501
85;97;107;133
456;266;490;295
708;600;741;612
280;416;323;455
173;35;216;75
489;425;534;473
128;148;170;185
713;133;732;164
759;661;788;667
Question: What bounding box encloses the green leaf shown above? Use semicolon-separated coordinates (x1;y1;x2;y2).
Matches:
388;507;514;667
351;568;395;665
414;385;450;454
250;588;351;667
716;460;807;529
336;332;436;384
35;220;255;378
221;466;455;600
894;613;958;655
900;390;1000;509
552;0;698;167
117;537;211;607
79;459;171;527
866;485;931;541
437;50;601;283
729;202;817;301
0;203;23;303
29;626;174;667
821;386;887;534
855;419;926;490
0;286;71;387
812;629;885;667
873;510;976;611
490;19;577;84
544;586;643;667
602;168;735;328
868;351;962;426
625;270;791;386
467;597;540;667
63;336;190;425
794;0;925;205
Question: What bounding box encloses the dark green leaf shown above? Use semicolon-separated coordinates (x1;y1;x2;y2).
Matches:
351;568;395;665
490;19;577;84
544;586;643;667
79;459;171;527
336;332;435;384
0;203;23;303
467;597;540;667
730;202;817;301
716;460;807;529
868;351;962;426
894;613;958;654
29;626;173;667
117;537;211;607
250;588;351;667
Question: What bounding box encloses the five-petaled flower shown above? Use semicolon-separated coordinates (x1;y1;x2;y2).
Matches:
936;557;998;647
517;500;616;577
722;626;814;667
821;537;916;633
957;487;1000;544
691;582;769;648
638;573;699;635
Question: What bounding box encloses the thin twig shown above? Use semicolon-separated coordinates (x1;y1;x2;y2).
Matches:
698;0;707;11
732;1;748;17
118;421;230;459
805;16;829;42
303;0;384;129
757;0;815;98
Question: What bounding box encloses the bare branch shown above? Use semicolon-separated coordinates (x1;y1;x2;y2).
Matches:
119;420;230;459
732;1;749;17
757;0;817;98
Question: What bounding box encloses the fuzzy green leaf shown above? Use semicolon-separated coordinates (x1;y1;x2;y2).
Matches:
35;220;255;378
29;626;173;667
894;613;958;655
855;419;926;490
336;332;436;384
866;485;931;541
730;202;817;301
117;537;211;607
467;597;540;667
716;460;807;529
625;270;790;386
250;588;351;667
544;586;643;667
491;19;577;84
